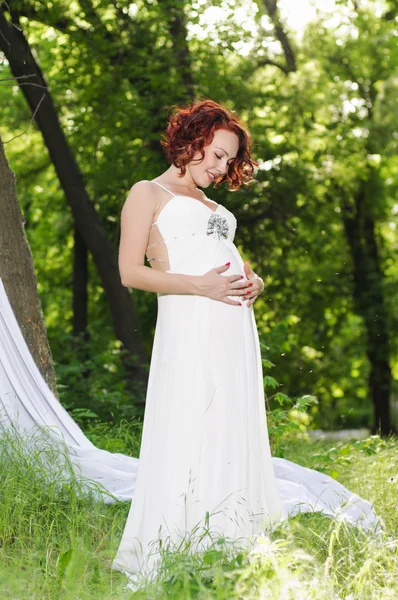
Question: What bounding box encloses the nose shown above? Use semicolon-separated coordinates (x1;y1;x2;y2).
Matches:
216;162;228;176
220;157;231;175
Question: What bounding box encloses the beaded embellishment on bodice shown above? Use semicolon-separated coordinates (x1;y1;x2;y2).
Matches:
206;213;230;240
145;181;237;272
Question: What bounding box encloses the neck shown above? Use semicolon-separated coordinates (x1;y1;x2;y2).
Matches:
164;165;198;191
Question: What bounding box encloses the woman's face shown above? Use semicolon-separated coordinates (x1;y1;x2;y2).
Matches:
188;128;240;188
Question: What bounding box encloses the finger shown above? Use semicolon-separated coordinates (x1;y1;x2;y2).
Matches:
244;287;257;295
230;281;254;290
247;295;258;306
215;263;234;274
236;286;254;295
230;287;249;297
244;261;253;275
229;287;250;297
223;297;243;306
228;274;245;284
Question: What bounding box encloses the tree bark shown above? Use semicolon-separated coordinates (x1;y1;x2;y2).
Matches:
341;177;393;436
0;135;58;397
166;0;195;101
72;225;89;341
0;8;148;391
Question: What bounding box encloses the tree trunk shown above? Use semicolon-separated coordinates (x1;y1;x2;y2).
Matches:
0;8;148;391
72;225;89;341
341;177;393;436
146;0;196;157
166;0;195;101
0;135;58;397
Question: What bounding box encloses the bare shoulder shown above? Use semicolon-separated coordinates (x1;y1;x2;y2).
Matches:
125;179;159;203
122;180;163;216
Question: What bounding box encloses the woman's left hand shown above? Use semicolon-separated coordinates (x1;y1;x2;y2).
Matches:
243;260;264;307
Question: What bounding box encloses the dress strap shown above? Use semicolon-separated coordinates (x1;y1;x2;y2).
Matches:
149;181;176;229
151;181;176;197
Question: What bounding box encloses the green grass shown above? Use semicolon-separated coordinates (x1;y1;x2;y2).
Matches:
0;422;397;599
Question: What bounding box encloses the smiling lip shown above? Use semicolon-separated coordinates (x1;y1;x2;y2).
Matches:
207;171;216;181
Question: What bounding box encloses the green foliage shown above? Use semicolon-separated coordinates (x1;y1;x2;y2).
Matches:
1;0;397;429
308;434;392;479
84;418;142;456
54;329;147;423
261;340;319;457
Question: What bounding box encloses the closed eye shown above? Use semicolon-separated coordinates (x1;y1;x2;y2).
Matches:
215;152;235;165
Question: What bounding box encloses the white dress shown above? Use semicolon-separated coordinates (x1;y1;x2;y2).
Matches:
110;181;383;586
0;181;384;591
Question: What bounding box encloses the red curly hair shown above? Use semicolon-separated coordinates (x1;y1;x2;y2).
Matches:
160;99;258;191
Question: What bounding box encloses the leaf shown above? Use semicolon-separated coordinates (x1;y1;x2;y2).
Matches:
262;359;275;369
57;548;74;580
263;376;279;389
203;550;223;564
70;408;99;419
274;392;291;405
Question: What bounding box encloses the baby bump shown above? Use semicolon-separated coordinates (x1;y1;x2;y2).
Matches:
165;237;244;278
157;282;251;383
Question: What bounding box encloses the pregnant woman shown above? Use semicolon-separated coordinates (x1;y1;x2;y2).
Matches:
111;99;382;589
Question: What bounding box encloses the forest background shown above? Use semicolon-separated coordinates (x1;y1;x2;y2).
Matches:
1;0;397;435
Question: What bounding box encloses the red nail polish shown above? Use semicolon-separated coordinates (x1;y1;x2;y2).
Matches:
225;262;230;266
248;283;253;287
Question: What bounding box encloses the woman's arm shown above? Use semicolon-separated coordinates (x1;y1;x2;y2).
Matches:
122;265;202;296
118;181;202;295
119;181;248;305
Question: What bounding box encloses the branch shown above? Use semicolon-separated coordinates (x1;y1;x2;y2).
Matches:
3;92;45;143
254;56;290;74
262;0;297;73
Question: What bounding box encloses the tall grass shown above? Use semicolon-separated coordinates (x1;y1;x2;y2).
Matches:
0;422;396;599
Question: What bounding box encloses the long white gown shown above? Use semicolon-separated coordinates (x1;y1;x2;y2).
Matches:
0;181;384;590
112;181;291;583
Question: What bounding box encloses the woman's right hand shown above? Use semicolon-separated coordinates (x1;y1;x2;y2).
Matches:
198;263;252;305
